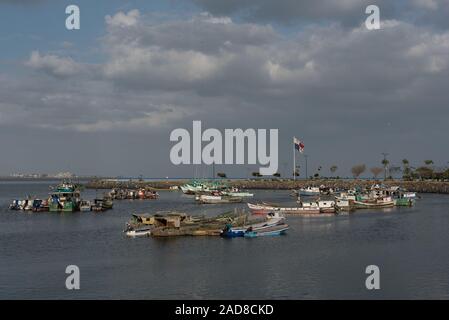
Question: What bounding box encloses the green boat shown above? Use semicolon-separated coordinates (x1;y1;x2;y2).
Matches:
49;183;81;212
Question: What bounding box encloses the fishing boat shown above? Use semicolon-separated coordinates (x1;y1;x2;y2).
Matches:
180;180;227;195
317;200;336;214
9;200;21;210
353;196;395;209
335;199;352;212
125;226;152;237
169;186;179;191
79;200;92;211
244;224;289;237
32;199;49;212
102;196;113;210
91;197;113;212
48;183;81;212
23;199;34;211
247;203;322;216
91;199;105;212
221;188;254;197
220;215;285;238
335;189;357;201
298;186;320;196
198;195;243;204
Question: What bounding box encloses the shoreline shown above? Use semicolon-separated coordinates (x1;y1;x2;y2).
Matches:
85;179;449;194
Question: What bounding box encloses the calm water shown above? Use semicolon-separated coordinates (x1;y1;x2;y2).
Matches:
1;181;449;299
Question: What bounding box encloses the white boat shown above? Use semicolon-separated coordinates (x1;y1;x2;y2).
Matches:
335;189;357;201
353;196;395;209
198;195;243;204
335;199;351;211
248;203;322;216
401;192;416;199
298;186;320;196
23;199;34;211
125;227;152;237
79;200;91;212
299;199;336;214
221;217;285;237
317;200;336;213
221;191;254;197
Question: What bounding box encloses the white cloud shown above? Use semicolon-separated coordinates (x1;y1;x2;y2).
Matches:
13;11;449;137
25;51;83;77
105;9;140;28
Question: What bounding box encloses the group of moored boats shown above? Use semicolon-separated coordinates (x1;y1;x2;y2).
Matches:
124;209;289;238
108;188;159;200
8;179;419;240
9;182;113;212
247;184;417;217
179;180;254;204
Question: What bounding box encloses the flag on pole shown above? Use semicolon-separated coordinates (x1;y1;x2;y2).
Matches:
293;137;304;153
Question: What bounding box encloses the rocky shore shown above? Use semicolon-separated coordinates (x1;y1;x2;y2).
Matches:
85;179;449;194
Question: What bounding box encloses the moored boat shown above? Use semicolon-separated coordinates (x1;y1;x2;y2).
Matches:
9;200;21;210
298;186;320;196
125;226;152;237
48;183;81;212
335;199;352;212
247;202;329;216
79;200;92;211
198;195;243;204
32;199;49;212
244;224;289;237
220;215;286;238
353;196;395;209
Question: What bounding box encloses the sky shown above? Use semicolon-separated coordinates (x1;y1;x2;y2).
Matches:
0;0;448;178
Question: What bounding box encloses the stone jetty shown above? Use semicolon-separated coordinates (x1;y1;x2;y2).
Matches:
85;178;449;194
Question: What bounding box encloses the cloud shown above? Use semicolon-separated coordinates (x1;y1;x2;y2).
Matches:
4;8;449;175
105;9;140;28
15;10;449;132
190;0;393;26
190;0;449;28
25;51;85;78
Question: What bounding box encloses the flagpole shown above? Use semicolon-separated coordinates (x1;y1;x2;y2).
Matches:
293;137;296;181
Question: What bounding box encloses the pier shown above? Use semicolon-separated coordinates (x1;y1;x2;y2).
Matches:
85;178;449;194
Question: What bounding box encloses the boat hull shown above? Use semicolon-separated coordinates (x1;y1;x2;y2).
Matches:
353;200;395;209
244;224;289;237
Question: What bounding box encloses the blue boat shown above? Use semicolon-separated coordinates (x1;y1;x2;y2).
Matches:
244;224;289;238
220;218;285;238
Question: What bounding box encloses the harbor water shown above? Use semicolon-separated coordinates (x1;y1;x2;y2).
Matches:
1;181;449;299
